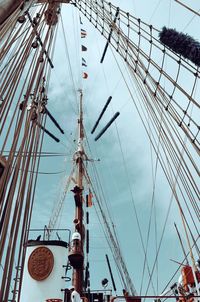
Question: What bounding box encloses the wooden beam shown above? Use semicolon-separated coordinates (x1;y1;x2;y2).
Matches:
0;0;23;25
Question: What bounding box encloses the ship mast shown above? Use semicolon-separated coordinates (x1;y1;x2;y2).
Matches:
77;89;84;189
70;89;87;294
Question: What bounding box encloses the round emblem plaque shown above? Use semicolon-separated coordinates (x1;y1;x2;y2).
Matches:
28;247;54;281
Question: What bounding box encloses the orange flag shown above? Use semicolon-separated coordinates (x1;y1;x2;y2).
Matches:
83;72;88;79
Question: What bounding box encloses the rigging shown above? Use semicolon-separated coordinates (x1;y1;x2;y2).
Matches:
0;1;199;301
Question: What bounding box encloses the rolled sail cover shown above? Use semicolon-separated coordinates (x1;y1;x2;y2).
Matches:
159;26;200;67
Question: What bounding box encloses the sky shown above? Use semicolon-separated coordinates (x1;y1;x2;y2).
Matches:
29;0;200;297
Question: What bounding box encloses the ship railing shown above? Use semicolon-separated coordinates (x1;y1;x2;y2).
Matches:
110;295;200;302
82;289;111;302
28;227;71;243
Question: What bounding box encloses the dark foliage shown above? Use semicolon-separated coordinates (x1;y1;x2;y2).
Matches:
159;26;200;67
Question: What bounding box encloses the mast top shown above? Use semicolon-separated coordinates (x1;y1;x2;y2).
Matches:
74;89;87;160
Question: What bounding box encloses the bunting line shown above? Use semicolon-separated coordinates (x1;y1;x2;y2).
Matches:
80;16;88;79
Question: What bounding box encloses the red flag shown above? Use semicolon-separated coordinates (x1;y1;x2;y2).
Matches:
83;72;88;79
81;29;87;38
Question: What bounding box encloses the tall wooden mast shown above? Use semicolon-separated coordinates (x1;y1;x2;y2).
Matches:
69;90;86;294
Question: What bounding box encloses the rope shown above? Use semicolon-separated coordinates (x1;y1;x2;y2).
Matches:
0;3;62;299
72;0;200;152
84;162;137;295
60;15;79;112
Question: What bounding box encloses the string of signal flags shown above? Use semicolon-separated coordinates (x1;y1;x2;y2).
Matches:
79;17;120;138
80;17;88;79
79;19;93;207
78;18;93;205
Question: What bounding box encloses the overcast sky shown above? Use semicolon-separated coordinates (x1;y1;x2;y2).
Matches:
31;0;199;296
